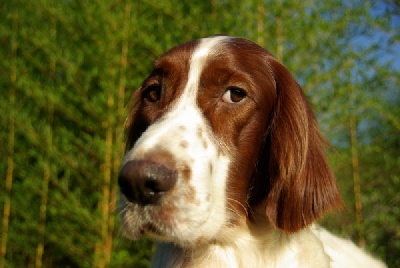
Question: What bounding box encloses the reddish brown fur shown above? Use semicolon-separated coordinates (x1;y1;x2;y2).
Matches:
249;56;344;231
197;39;278;220
125;40;199;150
125;36;343;233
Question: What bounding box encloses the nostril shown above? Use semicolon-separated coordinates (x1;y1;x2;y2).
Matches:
144;179;158;192
118;160;177;205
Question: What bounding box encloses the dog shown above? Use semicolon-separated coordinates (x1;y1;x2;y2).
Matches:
118;35;386;267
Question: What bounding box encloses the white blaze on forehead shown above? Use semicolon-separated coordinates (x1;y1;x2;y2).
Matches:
177;35;228;108
122;36;233;243
125;36;229;158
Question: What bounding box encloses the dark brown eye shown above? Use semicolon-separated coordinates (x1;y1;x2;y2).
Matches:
143;85;161;102
222;87;246;103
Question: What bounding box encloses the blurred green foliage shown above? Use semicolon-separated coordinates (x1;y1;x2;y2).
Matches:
0;0;398;267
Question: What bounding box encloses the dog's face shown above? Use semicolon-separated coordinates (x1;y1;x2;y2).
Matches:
119;36;342;246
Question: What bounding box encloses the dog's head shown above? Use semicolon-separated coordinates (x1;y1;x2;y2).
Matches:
118;36;343;246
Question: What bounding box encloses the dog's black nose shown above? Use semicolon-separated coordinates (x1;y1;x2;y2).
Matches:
118;160;177;205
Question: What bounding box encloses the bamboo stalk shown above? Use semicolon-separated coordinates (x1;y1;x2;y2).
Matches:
0;101;15;268
211;0;217;22
275;0;284;62
257;0;265;47
35;162;50;268
104;1;132;266
98;95;113;268
347;61;365;247
0;12;18;268
35;18;56;267
350;113;366;248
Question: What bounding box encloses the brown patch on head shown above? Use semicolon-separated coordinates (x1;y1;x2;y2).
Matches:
196;36;342;231
196;37;276;223
124;35;343;235
125;40;200;152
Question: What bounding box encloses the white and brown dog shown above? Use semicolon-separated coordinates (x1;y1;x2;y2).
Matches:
118;36;386;268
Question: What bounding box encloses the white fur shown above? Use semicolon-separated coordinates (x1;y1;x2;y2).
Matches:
121;36;386;268
151;214;386;268
121;36;231;245
312;227;387;268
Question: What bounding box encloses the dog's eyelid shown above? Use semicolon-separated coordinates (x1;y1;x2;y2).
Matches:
222;86;247;103
142;84;162;102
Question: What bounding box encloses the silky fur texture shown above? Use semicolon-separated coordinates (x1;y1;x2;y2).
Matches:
119;36;386;267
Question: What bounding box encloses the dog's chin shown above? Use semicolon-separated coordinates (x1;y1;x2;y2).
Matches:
120;199;226;246
121;212;175;242
123;222;216;248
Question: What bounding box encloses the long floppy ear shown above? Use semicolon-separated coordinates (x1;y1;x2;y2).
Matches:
125;89;146;152
264;58;343;232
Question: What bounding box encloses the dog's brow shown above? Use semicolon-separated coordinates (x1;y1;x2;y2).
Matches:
118;35;387;268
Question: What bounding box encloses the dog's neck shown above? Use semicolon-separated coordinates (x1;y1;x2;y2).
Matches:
150;223;331;268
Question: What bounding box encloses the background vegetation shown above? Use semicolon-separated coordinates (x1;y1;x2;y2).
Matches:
0;0;399;267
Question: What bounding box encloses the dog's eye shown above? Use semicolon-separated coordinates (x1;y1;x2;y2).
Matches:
222;87;246;103
143;85;161;102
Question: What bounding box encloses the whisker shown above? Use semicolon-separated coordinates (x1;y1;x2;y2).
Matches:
226;197;248;217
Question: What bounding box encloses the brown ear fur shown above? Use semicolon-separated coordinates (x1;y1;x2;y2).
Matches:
264;58;343;232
